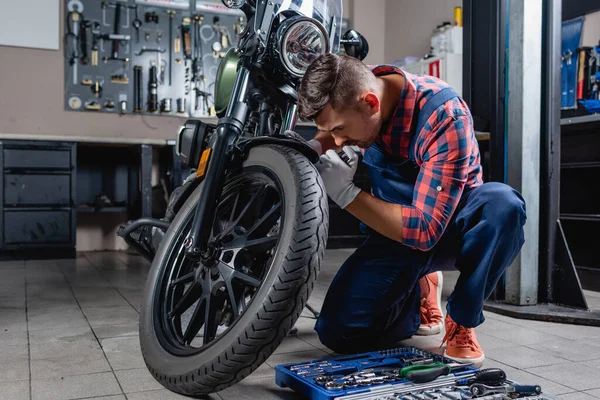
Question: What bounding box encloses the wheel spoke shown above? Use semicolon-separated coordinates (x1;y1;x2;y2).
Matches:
233;270;261;288
202;291;224;344
226;280;240;319
247;202;281;238
217;184;269;241
170;271;195;287
182;295;207;344
168;279;202;318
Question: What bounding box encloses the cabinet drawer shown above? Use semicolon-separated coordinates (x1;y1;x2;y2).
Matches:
4;210;72;245
4;174;71;206
3;148;71;169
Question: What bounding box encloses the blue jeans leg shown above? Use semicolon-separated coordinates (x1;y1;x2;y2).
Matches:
445;182;527;328
314;233;436;354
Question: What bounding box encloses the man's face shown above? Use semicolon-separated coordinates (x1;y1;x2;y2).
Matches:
314;98;382;149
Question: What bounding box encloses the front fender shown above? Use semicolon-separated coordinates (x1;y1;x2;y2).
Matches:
237;135;320;164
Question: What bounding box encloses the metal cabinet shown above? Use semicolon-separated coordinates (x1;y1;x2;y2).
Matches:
0;140;76;257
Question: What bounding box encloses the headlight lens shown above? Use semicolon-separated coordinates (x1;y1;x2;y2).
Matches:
221;0;245;9
280;20;328;77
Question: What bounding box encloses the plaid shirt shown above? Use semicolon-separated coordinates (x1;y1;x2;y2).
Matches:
369;65;483;251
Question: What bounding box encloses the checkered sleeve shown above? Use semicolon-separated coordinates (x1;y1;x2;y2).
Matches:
400;108;473;251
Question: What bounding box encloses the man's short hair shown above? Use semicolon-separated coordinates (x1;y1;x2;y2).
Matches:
297;53;376;121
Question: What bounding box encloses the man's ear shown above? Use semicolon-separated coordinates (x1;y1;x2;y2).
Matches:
361;92;381;115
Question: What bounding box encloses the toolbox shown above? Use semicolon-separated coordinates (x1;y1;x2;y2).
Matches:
275;346;560;400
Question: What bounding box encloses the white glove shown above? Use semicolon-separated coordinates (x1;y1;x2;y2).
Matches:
316;146;362;209
283;130;323;155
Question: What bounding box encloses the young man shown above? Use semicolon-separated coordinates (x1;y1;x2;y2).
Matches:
294;54;527;367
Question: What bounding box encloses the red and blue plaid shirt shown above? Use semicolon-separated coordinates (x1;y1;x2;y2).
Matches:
369;65;483;251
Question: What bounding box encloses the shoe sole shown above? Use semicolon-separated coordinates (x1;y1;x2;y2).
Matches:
443;351;485;368
416;271;444;336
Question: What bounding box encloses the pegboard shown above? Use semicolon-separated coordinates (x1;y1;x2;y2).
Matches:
63;0;246;118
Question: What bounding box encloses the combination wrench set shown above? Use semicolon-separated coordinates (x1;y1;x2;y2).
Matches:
63;0;245;117
274;347;559;400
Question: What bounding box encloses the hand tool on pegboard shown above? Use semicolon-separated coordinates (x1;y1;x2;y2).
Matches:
167;10;176;86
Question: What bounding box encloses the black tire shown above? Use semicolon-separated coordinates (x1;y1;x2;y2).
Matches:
139;145;329;396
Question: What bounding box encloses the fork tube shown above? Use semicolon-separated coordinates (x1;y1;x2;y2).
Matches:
282;102;298;132
185;67;250;261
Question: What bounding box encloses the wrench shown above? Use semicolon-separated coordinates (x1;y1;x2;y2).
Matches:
470;383;542;397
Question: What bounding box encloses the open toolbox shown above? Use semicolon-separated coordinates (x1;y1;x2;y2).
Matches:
275;347;560;400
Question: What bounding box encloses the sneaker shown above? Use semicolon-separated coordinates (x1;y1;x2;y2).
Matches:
441;314;485;367
416;271;444;336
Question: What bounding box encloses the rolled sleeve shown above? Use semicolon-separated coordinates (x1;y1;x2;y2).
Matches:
401;113;472;251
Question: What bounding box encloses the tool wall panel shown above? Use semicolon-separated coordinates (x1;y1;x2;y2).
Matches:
64;0;245;118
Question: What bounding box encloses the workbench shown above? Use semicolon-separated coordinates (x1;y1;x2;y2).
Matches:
0;133;178;259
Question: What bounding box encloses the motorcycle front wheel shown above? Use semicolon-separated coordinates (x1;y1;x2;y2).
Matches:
139;144;329;396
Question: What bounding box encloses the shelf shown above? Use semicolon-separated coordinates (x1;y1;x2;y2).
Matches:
76;206;128;213
561;213;600;222
561;113;600;126
561;161;600;169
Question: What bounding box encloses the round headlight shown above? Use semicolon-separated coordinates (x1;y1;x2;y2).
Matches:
279;19;329;78
221;0;246;9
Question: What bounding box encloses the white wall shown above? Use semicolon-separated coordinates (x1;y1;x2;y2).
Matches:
384;0;462;62
344;0;387;65
581;10;600;47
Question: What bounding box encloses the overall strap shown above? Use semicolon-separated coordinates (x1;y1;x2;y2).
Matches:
409;87;460;160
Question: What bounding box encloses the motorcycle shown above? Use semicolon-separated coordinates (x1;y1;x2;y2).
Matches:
118;0;369;396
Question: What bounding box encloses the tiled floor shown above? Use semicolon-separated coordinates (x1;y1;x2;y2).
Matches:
1;249;600;400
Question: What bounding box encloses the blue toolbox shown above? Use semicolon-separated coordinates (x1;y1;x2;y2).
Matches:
275;346;558;400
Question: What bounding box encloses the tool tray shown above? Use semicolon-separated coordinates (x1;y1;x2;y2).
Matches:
275;347;478;400
275;346;560;400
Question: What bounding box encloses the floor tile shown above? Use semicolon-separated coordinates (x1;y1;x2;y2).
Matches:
76;396;126;400
126;389;220;400
526;322;600;341
29;336;103;360
247;363;276;380
27;308;89;332
585;389;600;398
0;330;29;347
0;309;28;332
114;368;163;393
30;354;111;379
0;360;30;383
266;349;332;369
529;337;600;362
100;336;146;371
81;306;139;328
31;372;122;400
0;380;29;400
218;375;303;400
527;362;600;391
473;332;515;351
273;336;318;355
92;323;139;339
28;326;94;344
0;343;29;363
72;289;131;308
485;346;572;369
484;324;564;346
558;392;599;400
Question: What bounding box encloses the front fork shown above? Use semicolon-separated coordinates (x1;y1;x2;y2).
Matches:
184;67;251;260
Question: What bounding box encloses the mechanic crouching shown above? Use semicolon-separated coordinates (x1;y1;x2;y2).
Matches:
292;54;527;367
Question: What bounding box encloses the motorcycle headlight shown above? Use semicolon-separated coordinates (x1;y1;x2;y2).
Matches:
275;17;329;78
221;0;245;9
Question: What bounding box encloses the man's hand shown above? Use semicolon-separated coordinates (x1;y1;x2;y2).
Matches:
316;146;361;209
283;130;323;155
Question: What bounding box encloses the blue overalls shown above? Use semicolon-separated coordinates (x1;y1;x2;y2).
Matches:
314;88;527;354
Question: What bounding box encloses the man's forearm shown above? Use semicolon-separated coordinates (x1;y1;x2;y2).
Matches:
345;191;404;243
